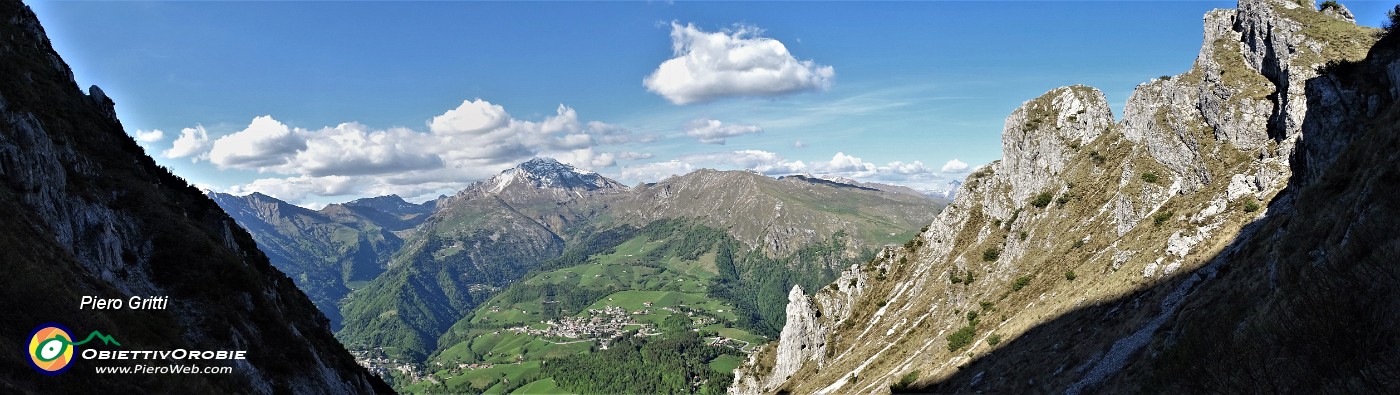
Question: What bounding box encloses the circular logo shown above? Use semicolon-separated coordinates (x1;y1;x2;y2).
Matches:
28;323;75;375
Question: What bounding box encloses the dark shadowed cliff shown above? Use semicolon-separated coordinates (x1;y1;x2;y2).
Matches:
0;1;391;393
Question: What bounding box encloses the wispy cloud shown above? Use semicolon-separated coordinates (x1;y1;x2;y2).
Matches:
684;118;762;145
617;149;956;190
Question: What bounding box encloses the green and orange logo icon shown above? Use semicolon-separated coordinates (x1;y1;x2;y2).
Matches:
27;323;120;375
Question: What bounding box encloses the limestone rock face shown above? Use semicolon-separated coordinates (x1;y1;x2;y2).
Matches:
1235;0;1315;145
730;285;834;394
773;286;829;382
1000;86;1114;205
813;263;868;326
1121;74;1210;190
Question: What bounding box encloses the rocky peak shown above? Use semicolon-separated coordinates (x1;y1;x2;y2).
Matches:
346;193;408;206
1124;0;1374;190
1319;1;1356;23
1000;85;1113;203
935;179;962;199
245;191;277;202
1228;0;1369;140
86;85;117;122
207;192;322;230
241;191;301;210
486;157;627;193
343;194;429;216
733;284;829;393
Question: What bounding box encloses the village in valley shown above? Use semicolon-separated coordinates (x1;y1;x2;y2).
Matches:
356;296;758;388
503;302;750;352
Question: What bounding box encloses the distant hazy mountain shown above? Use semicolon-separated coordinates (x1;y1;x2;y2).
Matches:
796;173;961;200
326;194;434;231
920;179;962;200
209;191;411;328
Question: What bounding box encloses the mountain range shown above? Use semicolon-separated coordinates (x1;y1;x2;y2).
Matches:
210;156;948;389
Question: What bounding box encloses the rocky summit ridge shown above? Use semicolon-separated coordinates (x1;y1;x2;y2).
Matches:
733;0;1397;393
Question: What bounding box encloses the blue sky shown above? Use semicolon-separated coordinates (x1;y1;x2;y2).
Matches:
27;1;1396;207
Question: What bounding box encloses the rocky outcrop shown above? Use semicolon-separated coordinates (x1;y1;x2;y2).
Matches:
1320;1;1356;23
999;86;1113;204
731;259;874;394
734;1;1385;393
766;286;830;391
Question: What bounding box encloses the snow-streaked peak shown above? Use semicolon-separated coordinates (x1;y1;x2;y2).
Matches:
484;157;625;194
919;179;962;200
815;174;863;186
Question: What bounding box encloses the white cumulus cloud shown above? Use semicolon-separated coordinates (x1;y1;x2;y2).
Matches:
941;159;970;173
134;129;164;143
618;152;654;160
429;102;622;168
811;152;877;176
617;150;950;191
225;175;357;203
644;22;835;105
290;123;444;177
887;161;930;175
808;153;945;189
681;150;807;175
684;118;762;144
427;99;510;135
163;125;210;161
551;148;617;171
209;116;308;170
